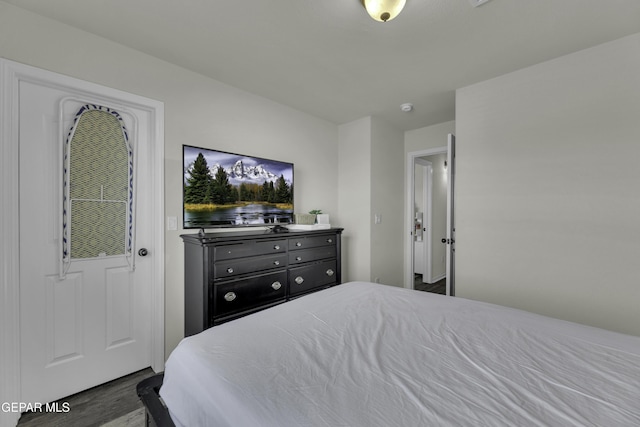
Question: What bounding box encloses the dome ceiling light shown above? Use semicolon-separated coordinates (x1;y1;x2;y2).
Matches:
468;0;492;7
361;0;407;22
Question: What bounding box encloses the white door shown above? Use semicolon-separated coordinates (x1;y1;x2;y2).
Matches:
19;79;154;404
445;134;456;296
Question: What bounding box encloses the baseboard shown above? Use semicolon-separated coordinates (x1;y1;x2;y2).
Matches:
427;273;445;284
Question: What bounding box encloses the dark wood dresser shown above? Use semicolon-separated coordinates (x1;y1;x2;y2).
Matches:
182;228;343;336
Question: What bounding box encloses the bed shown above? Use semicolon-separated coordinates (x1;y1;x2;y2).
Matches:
151;281;640;426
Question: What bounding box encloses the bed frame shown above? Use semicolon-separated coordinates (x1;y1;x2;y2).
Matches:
136;373;175;427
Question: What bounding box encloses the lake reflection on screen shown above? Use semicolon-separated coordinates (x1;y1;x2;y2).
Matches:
184;203;293;228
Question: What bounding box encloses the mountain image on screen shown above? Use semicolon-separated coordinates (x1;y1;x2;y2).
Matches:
182;145;294;228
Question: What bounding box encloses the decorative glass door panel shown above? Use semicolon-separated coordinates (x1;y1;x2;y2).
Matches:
63;105;134;274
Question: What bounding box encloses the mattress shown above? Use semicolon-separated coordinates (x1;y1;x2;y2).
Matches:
161;281;640;426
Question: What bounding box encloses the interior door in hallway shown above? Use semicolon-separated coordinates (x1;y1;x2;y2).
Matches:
445;134;456;296
19;79;154;404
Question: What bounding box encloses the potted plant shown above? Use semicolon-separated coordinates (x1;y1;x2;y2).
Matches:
295;210;320;225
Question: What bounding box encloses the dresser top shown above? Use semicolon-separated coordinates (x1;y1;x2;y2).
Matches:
181;227;343;245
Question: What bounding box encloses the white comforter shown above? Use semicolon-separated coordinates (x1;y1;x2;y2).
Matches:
161;281;640;426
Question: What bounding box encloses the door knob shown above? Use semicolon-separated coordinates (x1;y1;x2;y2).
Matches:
138;248;148;256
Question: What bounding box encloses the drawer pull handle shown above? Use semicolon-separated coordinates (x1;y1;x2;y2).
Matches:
326;269;335;277
295;242;302;247
327;238;333;243
224;292;236;302
226;267;234;274
271;281;282;290
274;260;280;266
274;245;280;250
296;256;302;261
295;276;304;285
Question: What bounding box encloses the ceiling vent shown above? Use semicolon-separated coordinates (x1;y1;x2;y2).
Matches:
468;0;491;7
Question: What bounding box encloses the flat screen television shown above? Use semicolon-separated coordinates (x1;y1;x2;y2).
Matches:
183;145;294;229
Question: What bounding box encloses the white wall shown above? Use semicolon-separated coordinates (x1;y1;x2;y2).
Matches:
370;117;404;286
405;121;455;154
338;118;372;282
455;33;640;337
338;117;405;287
0;2;340;356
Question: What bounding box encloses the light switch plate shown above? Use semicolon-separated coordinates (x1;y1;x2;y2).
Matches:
167;216;178;230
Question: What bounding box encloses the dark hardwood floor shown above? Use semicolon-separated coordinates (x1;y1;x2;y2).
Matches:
17;368;156;427
414;274;446;294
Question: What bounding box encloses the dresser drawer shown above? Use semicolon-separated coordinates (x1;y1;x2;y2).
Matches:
214;253;287;279
289;246;336;265
289;234;337;250
289;260;337;297
213;271;287;318
214;239;287;261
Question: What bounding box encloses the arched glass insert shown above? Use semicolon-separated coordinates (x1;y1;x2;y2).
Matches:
62;104;133;273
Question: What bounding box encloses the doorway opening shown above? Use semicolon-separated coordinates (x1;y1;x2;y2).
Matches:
405;140;454;296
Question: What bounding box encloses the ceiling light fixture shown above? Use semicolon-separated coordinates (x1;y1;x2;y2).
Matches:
468;0;491;7
361;0;406;22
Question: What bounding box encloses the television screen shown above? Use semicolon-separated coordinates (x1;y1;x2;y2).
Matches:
183;145;294;229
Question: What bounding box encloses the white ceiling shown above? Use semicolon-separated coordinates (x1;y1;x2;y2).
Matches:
5;0;640;130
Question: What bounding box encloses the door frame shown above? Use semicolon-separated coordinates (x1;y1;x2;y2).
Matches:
414;158;433;283
0;59;165;426
404;146;447;291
